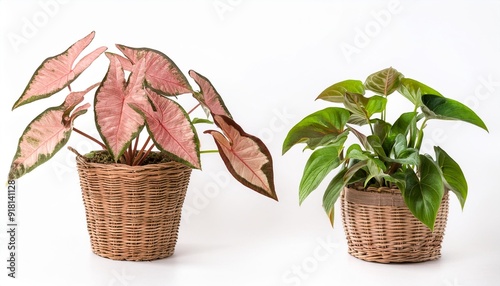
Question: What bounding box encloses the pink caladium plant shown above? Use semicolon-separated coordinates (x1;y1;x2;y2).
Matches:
9;31;278;201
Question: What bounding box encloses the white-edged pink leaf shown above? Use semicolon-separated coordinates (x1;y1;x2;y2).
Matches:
8;89;93;180
204;115;277;200
12;31;107;109
130;89;201;169
188;70;232;118
116;45;192;96
94;53;147;162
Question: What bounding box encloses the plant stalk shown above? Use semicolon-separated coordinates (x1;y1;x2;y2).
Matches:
73;127;107;150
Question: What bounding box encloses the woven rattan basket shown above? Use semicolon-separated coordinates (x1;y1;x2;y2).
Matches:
341;186;449;263
75;152;192;261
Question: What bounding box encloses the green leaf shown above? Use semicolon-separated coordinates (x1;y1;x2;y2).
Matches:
402;155;445;230
398;78;442;107
323;168;348;226
299;144;344;204
316;80;365;102
282;107;350;154
434;146;467;209
422;94;488;131
364;67;403;96
192;118;213;124
343;93;386;125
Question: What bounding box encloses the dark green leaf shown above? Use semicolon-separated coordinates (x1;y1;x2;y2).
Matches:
323;168;348;226
316;80;365;102
422;94;488;131
434;146;467;208
282;107;350;154
402;155;444;230
364;67;403;96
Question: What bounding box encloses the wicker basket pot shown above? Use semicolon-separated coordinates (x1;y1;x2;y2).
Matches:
341;186;449;263
75;153;192;261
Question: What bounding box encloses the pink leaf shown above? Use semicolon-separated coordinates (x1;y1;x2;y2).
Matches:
9;89;93;180
12;31;107;109
94;53;147;162
188;70;232;118
130;89;201;169
116;45;192;96
205;115;277;200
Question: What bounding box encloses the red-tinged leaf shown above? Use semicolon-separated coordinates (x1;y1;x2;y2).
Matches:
12;31;107;109
8;90;92;180
95;54;147;162
188;70;232;118
116;45;192;96
130;89;201;169
205;115;277;200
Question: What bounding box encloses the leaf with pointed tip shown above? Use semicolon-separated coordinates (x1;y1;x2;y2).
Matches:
94;54;147;162
344;93;386;125
116;45;192;96
282;107;350;154
8;87;94;180
316;80;365;103
364;67;403;96
398;78;442;107
12;31;107;109
205;115;277;201
323;168;347;227
130;89;201;169
188;70;232;118
434;146;467;209
402;155;444;230
422;94;488;131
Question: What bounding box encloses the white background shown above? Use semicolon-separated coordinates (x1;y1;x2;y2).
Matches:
1;0;499;285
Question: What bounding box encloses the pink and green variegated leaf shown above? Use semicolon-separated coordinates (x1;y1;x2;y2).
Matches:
12;31;107;109
204;115;277;200
8;89;93;180
130;89;201;169
188;70;232;118
94;53;147;162
116;45;192;96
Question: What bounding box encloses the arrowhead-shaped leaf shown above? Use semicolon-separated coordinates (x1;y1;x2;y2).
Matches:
421;94;488;131
8;86;95;180
130;89;201;169
116;45;192;96
12;31;107;109
434;146;467;209
205;115;277;201
316;80;365;103
94;53;147;162
188;70;232;118
282;107;350;154
398;78;442;107
364;67;402;96
344;93;387;126
402;155;445;230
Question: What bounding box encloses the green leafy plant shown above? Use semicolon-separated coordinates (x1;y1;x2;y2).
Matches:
283;67;487;229
8;31;277;201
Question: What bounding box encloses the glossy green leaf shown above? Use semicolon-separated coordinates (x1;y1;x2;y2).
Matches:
402;155;445;230
435;146;467;208
316;80;365;102
398;78;442;107
299;143;345;204
344;93;386;125
323;168;348;226
282;107;350;154
364;67;402;96
422;94;488;131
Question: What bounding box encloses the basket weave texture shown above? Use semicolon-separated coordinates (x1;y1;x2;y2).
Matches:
341;186;449;263
75;154;192;261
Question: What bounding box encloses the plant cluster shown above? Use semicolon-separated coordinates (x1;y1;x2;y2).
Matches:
8;31;277;201
283;67;488;229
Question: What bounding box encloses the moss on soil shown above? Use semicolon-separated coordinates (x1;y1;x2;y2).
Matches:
83;150;174;165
